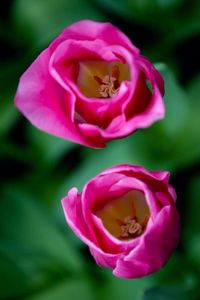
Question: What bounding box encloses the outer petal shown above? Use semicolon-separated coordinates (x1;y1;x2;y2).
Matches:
118;56;165;134
113;204;180;278
98;164;167;181
89;247;122;269
61;187;123;261
100;164;176;205
50;20;140;55
14;49;102;148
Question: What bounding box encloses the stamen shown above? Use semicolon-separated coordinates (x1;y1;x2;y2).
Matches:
95;190;149;241
120;216;143;239
94;65;120;98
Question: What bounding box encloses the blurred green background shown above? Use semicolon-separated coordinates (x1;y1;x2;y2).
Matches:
1;0;200;299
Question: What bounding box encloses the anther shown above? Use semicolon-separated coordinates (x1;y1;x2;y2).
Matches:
94;65;120;98
120;216;143;239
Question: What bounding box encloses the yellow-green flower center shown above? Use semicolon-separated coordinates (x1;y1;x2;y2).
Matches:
95;190;150;241
77;60;130;98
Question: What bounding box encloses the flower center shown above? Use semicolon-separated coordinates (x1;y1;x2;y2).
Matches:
119;216;143;239
95;190;150;241
93;65;120;98
76;60;130;98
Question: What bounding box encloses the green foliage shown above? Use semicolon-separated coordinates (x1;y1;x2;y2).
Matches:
141;286;189;300
27;280;93;300
0;187;84;299
183;176;200;271
13;0;105;45
96;0;185;20
26;125;76;169
0;93;19;137
1;0;200;299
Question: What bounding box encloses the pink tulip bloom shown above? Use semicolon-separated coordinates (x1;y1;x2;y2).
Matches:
15;20;165;148
62;164;180;278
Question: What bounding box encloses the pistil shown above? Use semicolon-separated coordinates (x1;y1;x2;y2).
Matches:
94;65;120;98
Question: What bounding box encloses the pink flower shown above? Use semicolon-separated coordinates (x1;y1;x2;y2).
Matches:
62;164;180;278
15;20;165;148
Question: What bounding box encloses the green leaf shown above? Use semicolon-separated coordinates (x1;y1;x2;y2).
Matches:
141;286;190;300
152;254;197;290
157;1;200;55
0;187;83;276
27;279;93;300
13;0;105;46
0;186;85;298
102;273;153;300
26;124;75;169
0;92;19;137
186;73;200;106
95;0;186;27
0;240;66;298
0;248;29;299
156;63;189;137
95;0;184;20
183;176;200;271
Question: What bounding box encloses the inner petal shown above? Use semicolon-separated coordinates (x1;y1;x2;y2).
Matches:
95;190;150;241
76;60;130;98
